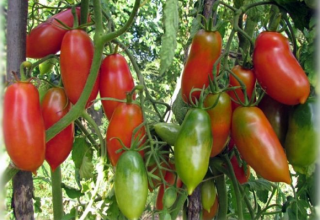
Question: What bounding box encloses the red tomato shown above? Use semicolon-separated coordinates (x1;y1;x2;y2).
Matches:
228;65;256;110
231;106;291;184
3;81;45;172
41;87;74;172
228;139;251;184
181;29;222;104
60;29;99;108
106;102;145;166
202;195;219;220
204;92;232;157
99;54;135;120
156;163;183;210
253;32;310;105
27;8;82;58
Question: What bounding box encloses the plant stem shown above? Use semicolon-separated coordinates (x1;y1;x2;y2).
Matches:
80;0;89;25
215;174;228;220
51;166;63;220
1;164;19;187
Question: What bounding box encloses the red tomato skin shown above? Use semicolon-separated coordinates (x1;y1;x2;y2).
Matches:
27;8;82;58
41;88;74;172
60;29;99;108
253;32;310;105
3;82;45;172
181;29;222;104
99;54;135;120
106;103;145;166
231;107;291;184
228;65;256;110
156;163;183;211
204;92;232;157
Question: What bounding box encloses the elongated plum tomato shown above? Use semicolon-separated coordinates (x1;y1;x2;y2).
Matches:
204;92;232;157
27;8;82;59
228;65;256;110
202;196;219;220
156;163;183;210
201;179;217;212
60;29;99;108
106;102;145;166
253;32;310;105
3;81;45;172
41;87;74;172
99;54;135;120
231;106;291;184
114;151;148;220
175;108;213;195
181;29;222;104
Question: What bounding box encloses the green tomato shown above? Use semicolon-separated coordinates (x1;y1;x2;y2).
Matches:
114;151;148;220
154;122;180;146
39;58;55;75
174;108;213;195
284;98;317;172
201;179;217;212
163;186;177;209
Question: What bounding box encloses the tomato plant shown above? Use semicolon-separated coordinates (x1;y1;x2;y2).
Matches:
253;31;310;105
41;87;74;172
99;53;136;120
3;81;45;173
181;29;222;104
231;106;291;184
204;92;232;157
114;151;148;220
174;108;213;195
284;97;317;172
60;29;99;108
228;65;256;109
27;8;82;58
106;101;145;166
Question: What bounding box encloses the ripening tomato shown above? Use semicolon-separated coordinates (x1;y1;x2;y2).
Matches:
228;65;256;109
99;53;135;120
202;196;219;220
204;92;232;157
3;81;45;172
231;106;291;184
27;8;82;58
106;102;145;166
41;87;74;172
175;108;213;195
60;29;99;108
181;29;222;104
114;151;148;220
253;32;310;105
156;163;183;210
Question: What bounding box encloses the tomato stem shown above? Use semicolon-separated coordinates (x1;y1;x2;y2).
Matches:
51;166;63;220
71;6;79;29
19;61;32;81
80;0;89;26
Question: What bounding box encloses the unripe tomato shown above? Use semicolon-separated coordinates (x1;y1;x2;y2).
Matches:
106;102;145;166
201;179;217;212
27;8;82;58
253;32;310;105
114;151;148;220
181;29;222;104
153;122;180;146
175;108;213;195
3;81;45;172
204;92;232;157
41;87;74;172
231;106;291;184
99;53;135;120
228;65;256;110
284;98;317;171
156;163;183;210
60;29;99;108
202;195;219;220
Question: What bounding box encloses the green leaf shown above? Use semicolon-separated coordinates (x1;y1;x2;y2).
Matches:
61;184;84;199
34;196;42;213
244;178;273;192
190;16;201;39
159;0;179;75
105;189;126;220
71;137;94;179
61;208;76;220
257;189;269;203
